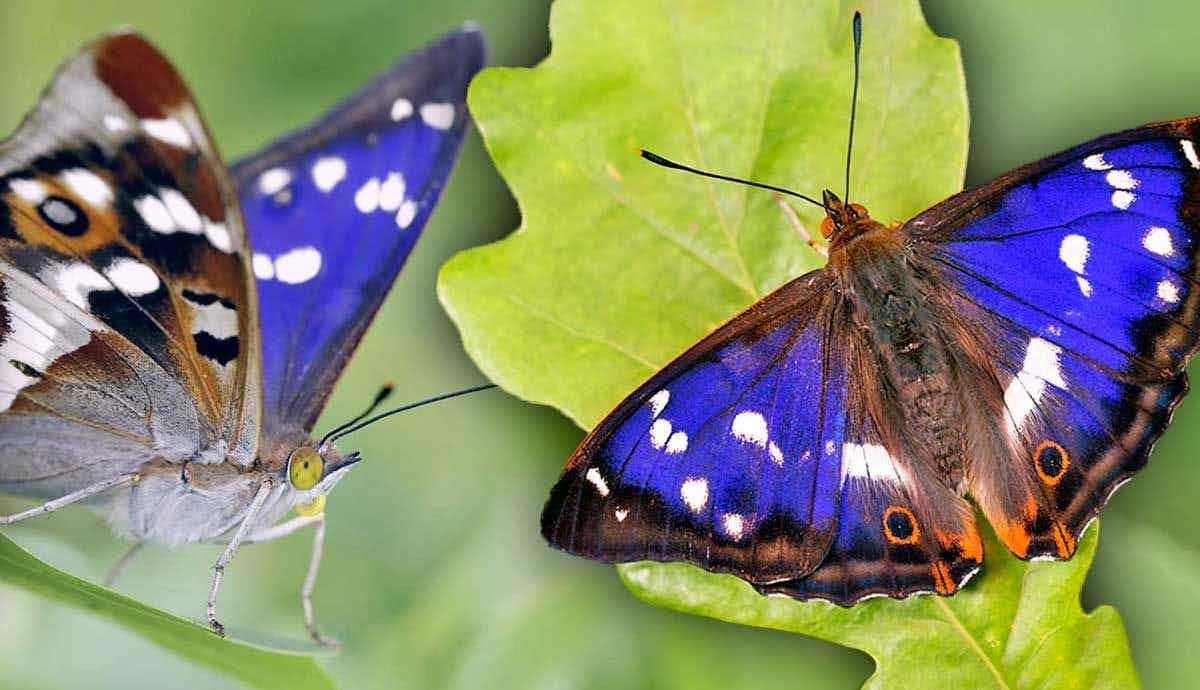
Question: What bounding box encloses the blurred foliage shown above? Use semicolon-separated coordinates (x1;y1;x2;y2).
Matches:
442;0;1133;686
0;1;1196;689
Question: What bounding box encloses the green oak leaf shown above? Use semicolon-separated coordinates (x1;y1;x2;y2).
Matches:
0;534;334;690
622;523;1135;689
440;0;1139;685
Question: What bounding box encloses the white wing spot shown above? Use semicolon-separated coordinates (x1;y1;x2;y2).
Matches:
680;477;708;513
1083;153;1112;170
1157;279;1180;303
378;172;406;212
60;169;112;205
648;389;670;418
257;168;292;195
614;508;629;522
768;441;784;466
721;513;746;540
9;179;48;204
355;177;381;213
134;195;174;233
1106;169;1139;190
1143;226;1175;257
825;440;836;455
1111;190;1137;210
1059;234;1090;274
649;418;672;450
390;98;413;121
274;246;322;284
253;253;274;280
142;118;192;148
103;114;129;133
204;221;233;253
665;431;688;455
104;259;160;296
419;102;455;130
160;188;203;233
1076;277;1093;297
731;410;768;448
396;200;418;229
49;263;109;309
841;443;903;483
1182;140;1200;169
311;157;347;192
1004;337;1066;433
585;467;610;497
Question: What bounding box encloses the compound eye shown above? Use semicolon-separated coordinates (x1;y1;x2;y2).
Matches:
288;447;325;490
820;216;836;238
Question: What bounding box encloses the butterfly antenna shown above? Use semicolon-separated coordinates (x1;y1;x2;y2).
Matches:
639;150;825;209
844;10;863;203
318;382;396;448
325;384;498;444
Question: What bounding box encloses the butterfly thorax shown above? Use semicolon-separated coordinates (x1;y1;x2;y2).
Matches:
827;206;968;489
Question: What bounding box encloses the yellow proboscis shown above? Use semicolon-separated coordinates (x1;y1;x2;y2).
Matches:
296;493;327;517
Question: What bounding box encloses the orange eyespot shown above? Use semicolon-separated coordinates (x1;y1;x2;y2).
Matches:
820;216;836;238
882;505;921;545
1033;440;1069;485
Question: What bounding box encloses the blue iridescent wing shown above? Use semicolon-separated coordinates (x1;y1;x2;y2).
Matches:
908;118;1200;559
542;272;849;583
542;270;984;602
230;27;484;443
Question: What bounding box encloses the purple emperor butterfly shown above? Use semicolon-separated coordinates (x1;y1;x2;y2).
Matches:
0;27;484;641
542;12;1200;603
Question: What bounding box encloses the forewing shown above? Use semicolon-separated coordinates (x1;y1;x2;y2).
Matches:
909;118;1200;559
231;27;484;445
542;270;851;583
0;32;261;494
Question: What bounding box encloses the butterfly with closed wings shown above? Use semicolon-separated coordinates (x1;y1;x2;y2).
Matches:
0;27;486;641
542;11;1200;603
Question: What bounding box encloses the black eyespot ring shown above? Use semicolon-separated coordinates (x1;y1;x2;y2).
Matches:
1034;440;1069;485
883;505;921;545
37;196;88;236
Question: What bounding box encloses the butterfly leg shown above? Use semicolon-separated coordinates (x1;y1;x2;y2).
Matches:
103;540;145;587
301;517;339;648
244;512;339;647
0;474;137;525
207;478;273;637
773;193;828;257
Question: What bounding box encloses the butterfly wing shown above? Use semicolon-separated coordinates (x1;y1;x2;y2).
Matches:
542;269;983;601
908;118;1200;559
0;32;260;499
230;27;484;447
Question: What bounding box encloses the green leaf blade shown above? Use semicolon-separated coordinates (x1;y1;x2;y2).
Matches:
441;0;1138;686
0;534;333;690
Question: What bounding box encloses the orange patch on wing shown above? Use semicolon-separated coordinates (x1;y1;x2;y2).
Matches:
931;561;956;594
936;524;983;563
1051;521;1077;558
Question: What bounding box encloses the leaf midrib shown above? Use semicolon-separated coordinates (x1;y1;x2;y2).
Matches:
933;596;1012;689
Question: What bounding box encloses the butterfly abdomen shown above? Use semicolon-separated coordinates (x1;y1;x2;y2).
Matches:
837;227;968;486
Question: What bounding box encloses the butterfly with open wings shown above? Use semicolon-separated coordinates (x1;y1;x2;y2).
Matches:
0;27;484;640
541;11;1200;603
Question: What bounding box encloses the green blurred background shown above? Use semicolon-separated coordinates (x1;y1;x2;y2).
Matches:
0;1;1197;688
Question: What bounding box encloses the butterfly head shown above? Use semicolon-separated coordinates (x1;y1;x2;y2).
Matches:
820;190;872;241
286;445;361;515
